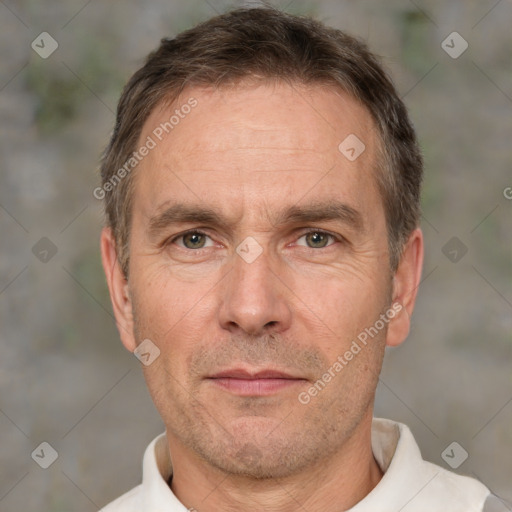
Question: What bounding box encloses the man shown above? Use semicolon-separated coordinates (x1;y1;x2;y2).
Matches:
98;6;500;511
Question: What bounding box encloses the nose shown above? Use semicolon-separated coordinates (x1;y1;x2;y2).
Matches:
218;245;292;336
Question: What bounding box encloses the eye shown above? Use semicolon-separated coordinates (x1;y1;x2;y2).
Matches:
169;229;339;252
296;230;337;249
172;230;214;250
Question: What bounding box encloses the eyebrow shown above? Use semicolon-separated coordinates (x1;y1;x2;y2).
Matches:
272;201;363;232
147;200;364;239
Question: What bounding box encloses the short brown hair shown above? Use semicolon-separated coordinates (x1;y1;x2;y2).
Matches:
99;6;423;277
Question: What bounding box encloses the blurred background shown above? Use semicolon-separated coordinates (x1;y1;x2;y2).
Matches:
0;0;511;510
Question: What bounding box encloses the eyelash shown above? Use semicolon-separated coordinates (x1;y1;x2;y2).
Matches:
168;228;341;251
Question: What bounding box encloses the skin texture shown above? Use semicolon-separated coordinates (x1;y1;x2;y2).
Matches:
101;80;424;511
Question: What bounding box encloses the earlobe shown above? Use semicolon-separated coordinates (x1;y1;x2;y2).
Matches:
100;227;137;352
386;228;424;347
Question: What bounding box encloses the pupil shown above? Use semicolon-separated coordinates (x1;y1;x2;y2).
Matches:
186;233;204;248
309;232;326;247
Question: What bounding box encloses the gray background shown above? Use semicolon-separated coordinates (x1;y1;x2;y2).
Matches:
0;0;511;510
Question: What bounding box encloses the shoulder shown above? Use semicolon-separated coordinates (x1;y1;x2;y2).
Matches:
368;418;490;511
415;459;490;511
98;484;143;512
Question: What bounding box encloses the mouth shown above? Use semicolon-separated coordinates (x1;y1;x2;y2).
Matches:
206;368;308;396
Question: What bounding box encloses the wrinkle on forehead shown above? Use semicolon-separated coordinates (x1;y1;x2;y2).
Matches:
132;81;380;231
140;80;375;157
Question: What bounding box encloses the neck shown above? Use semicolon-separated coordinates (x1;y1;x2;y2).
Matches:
168;410;383;512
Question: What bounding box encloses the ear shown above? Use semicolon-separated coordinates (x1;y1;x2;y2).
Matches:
100;227;137;352
386;228;424;347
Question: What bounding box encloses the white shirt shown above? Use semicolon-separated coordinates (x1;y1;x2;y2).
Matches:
100;417;495;511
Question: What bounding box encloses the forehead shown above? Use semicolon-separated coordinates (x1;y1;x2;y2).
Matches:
132;81;380;222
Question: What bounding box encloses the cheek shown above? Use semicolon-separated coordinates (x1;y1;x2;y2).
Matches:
130;267;220;381
131;264;210;334
290;265;391;339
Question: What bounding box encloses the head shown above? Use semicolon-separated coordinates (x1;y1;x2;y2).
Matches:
100;7;423;479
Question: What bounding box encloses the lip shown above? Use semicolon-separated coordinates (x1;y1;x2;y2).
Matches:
206;368;307;396
209;369;298;379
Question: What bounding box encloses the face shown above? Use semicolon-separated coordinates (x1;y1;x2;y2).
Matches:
102;81;421;479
